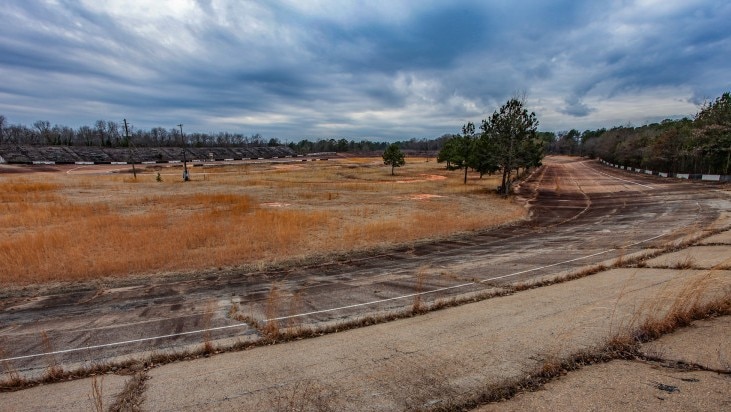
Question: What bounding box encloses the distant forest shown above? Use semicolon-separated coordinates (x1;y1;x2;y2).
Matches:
0;116;442;154
1;91;728;174
545;92;731;175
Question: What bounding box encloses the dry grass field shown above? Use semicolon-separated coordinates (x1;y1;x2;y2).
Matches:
0;157;525;284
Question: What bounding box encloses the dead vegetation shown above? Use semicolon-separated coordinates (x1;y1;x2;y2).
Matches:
0;158;523;284
3;225;729;393
88;375;104;412
264;379;338;412
412;266;428;314
423;270;731;411
108;372;148;412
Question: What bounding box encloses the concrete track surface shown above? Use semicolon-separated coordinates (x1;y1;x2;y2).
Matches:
1;157;730;408
477;317;731;412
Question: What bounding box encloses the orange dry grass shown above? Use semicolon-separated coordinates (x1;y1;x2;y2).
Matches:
1;189;328;283
340;207;522;250
1;159;525;284
2;208;329;283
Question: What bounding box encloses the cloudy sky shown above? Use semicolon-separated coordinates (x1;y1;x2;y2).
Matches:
1;0;729;140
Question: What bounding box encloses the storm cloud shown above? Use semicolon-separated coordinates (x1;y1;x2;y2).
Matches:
1;0;729;139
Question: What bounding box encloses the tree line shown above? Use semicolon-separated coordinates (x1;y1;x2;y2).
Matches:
436;98;544;194
0;115;454;154
287;138;436;154
0;117;272;149
542;92;731;175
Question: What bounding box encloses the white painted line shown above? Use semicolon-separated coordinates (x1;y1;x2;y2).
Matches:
0;234;667;364
0;323;251;362
269;282;476;322
478;249;615;282
591;167;654;189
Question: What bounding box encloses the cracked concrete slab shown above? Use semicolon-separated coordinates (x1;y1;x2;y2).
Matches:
1;272;729;411
476;359;730;412
699;230;731;245
133;268;729;411
476;316;731;411
2;268;727;411
644;246;731;269
0;374;127;412
642;316;731;371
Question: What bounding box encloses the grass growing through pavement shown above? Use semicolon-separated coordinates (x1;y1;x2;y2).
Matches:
108;372;148;412
408;269;731;411
2;227;729;396
88;375;104;412
0;159;522;284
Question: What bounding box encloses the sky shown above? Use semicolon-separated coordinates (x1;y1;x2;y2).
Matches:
1;0;730;141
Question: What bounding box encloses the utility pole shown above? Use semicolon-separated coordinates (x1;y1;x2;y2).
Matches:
123;119;137;179
179;124;189;181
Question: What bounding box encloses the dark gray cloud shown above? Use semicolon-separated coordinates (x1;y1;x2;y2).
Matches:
560;96;595;117
0;0;729;139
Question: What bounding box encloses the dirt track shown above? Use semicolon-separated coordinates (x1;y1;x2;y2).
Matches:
1;157;729;379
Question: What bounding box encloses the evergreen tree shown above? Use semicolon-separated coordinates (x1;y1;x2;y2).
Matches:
382;143;405;175
481;98;539;194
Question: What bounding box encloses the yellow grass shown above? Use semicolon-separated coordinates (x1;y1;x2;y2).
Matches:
0;158;525;284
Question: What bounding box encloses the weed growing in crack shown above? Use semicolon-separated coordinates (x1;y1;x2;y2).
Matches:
393;363;462;411
673;255;695;269
287;290;304;330
227;301;241;320
0;347;24;390
613;247;626;267
88;375;104;412
265;379;338;412
201;299;216;354
512;264;607;291
40;331;64;381
109;371;148;412
422;276;731;412
263;283;282;339
412;266;428;314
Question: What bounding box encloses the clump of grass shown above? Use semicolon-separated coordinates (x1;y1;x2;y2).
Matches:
201;300;216;355
613;248;626;267
412;267;428;314
39;331;64;381
108;372;148;412
512;264;607;291
263;283;282;339
266;379;337;412
88;375;104;412
287;290;304;330
625;272;728;343
0;347;25;390
673;255;695;269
